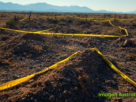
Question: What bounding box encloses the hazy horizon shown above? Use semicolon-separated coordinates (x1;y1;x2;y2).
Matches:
0;0;135;12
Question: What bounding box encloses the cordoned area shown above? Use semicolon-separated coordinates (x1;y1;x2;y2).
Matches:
0;15;135;92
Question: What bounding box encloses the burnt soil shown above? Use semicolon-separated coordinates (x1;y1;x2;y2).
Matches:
0;13;136;102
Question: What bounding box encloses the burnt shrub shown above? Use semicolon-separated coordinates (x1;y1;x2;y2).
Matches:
6;20;19;27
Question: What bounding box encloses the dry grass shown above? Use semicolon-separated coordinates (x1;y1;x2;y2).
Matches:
59;21;67;26
78;28;84;33
10;63;17;67
48;45;54;50
29;44;43;54
129;38;136;42
59;18;66;22
76;68;89;94
58;18;69;26
107;28;121;35
0;34;9;40
6;19;19;27
74;19;86;25
34;45;43;53
126;53;131;60
118;47;130;50
26;54;32;58
0;59;10;65
111;19;122;26
84;23;91;28
52;26;61;33
4;59;10;64
126;53;136;61
132;23;136;27
102;21;110;26
87;43;91;48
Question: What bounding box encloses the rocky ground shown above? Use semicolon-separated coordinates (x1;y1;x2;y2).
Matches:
0;13;136;102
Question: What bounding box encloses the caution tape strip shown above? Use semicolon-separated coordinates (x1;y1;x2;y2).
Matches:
19;17;28;22
68;16;129;37
0;16;133;91
68;15;133;21
92;48;136;87
34;28;54;33
44;15;133;21
0;27;128;37
0;51;78;91
31;15;129;37
34;26;61;33
44;16;64;18
108;20;129;36
0;15;129;37
0;48;136;91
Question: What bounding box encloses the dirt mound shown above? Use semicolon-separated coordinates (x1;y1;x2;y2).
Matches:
21;33;45;41
13;40;44;57
0;49;116;102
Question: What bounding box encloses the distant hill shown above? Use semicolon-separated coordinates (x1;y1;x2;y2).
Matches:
129;10;136;14
0;1;135;14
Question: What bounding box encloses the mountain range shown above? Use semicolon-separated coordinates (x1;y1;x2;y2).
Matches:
0;1;135;14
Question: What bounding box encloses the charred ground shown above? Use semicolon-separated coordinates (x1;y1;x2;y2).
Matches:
0;12;136;102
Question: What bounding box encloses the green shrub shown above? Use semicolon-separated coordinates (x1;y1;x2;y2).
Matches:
52;26;61;33
84;23;90;28
6;20;19;27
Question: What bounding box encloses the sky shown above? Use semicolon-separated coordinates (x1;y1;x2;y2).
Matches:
0;0;136;12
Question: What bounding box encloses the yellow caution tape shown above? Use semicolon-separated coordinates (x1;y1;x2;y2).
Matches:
44;16;64;18
0;48;136;91
106;18;133;21
116;18;134;21
34;26;61;33
0;15;129;37
0;74;35;91
0;51;78;91
19;17;27;22
91;48;136;87
0;16;133;91
68;15;133;21
108;20;129;36
93;20;111;22
0;27;128;37
34;28;54;33
44;15;133;21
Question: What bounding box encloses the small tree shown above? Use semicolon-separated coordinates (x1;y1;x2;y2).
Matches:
1;12;4;17
86;15;87;22
124;14;127;19
107;14;111;19
14;15;17;21
103;14;106;19
55;14;57;20
29;12;31;21
119;15;121;19
114;13;116;19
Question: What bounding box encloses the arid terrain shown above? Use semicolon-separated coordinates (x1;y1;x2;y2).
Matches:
0;12;136;102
